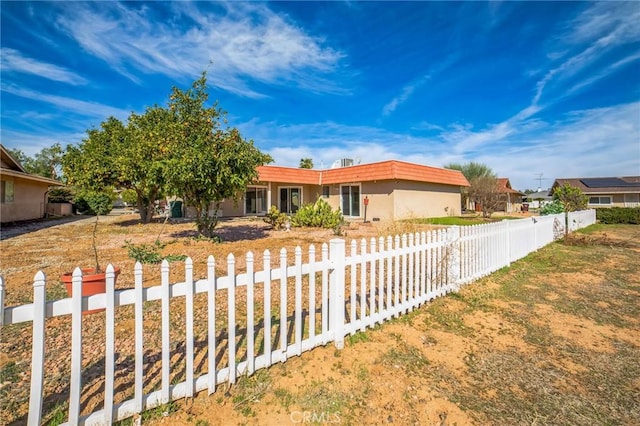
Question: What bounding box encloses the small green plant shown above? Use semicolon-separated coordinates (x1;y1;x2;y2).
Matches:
540;199;564;215
379;342;430;375
140;402;178;422
291;198;343;229
44;401;67;426
274;387;295;409
232;370;272;417
124;240;164;264
264;205;288;230
0;361;19;383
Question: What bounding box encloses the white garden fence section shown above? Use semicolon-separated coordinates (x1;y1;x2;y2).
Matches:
0;211;595;425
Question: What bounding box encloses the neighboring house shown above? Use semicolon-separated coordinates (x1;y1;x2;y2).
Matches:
215;159;470;221
496;178;524;213
1;144;63;223
551;176;640;208
523;190;553;209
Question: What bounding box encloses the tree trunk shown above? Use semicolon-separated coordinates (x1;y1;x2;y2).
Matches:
194;202;219;238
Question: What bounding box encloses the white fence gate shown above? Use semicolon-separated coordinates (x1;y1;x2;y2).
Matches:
0;211;595;425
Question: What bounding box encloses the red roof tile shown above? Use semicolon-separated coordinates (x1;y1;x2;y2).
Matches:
257;160;469;187
497;178;522;194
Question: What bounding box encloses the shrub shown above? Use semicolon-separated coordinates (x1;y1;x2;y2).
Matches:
540;200;564;215
596;207;640;224
291;198;343;229
264;206;288;230
74;190;114;215
47;187;74;203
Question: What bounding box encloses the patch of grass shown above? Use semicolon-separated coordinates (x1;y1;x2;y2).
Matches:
346;331;371;346
140;402;178;423
274;387;295;409
0;361;19;383
44;401;67;426
423;307;474;337
46;282;69;301
298;378;350;416
379;341;429;376
231;370;271;417
408;216;486;226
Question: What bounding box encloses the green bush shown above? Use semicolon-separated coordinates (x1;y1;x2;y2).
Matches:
540;200;564;215
47;187;74;203
596;207;640;224
291;198;343;229
263;206;288;230
74;190;114;215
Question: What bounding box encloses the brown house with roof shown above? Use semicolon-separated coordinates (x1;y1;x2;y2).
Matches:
551;177;640;208
1;144;64;223
496;178;524;213
215;159;470;221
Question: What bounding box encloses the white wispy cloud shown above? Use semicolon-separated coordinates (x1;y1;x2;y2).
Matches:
1;48;88;85
382;76;429;116
1;84;131;120
55;2;346;97
533;2;640;106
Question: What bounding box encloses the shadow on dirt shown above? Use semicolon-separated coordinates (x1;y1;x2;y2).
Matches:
0;215;91;240
169;224;270;242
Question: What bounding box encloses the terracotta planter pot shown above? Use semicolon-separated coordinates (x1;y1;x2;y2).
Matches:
61;267;121;314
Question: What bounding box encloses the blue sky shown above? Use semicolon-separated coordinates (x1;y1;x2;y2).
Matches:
1;1;639;191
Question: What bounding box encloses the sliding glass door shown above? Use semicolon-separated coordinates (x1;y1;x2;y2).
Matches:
279;187;301;214
245;187;267;215
341;185;360;217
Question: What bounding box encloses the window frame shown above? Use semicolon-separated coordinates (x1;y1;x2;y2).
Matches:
588;196;612;206
1;179;14;204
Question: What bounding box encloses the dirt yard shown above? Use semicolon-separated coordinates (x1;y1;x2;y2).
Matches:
1;215;638;425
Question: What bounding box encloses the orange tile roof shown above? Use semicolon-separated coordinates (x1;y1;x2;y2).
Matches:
257;160;469;187
257;165;320;185
497;178;521;194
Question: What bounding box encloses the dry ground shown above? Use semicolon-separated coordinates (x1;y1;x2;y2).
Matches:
1;215;638;425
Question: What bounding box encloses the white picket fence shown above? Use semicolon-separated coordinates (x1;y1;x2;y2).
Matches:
0;211;595;425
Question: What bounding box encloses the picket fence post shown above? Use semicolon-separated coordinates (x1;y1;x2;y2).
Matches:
27;271;46;426
329;239;346;349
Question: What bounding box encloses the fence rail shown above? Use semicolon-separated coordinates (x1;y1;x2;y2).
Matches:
0;211;595;425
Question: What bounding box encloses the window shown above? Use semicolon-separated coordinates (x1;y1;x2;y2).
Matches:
1;179;14;203
588;196;611;205
322;185;330;198
245;186;267;215
341;185;360;217
279;187;301;214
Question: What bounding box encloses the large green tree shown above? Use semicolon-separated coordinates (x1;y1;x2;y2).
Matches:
62;111;169;223
163;73;273;238
445;161;498;217
8;143;63;180
63;117;125;192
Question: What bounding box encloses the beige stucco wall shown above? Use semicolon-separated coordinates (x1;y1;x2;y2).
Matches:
46;203;73;217
323;180;461;221
391;181;462;219
208;180;462;221
1;176;49;223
